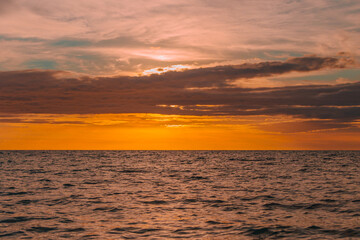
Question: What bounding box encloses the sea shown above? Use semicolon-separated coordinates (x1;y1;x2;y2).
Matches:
0;151;359;239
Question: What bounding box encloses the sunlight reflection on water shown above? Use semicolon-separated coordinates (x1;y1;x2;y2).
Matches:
0;150;359;239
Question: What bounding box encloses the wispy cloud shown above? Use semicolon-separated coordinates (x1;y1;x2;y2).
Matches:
0;0;359;74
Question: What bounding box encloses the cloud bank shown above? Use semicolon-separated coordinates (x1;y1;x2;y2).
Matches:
0;56;358;125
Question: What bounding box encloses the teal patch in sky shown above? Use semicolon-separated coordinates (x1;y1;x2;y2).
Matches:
226;50;305;62
75;54;99;60
263;50;304;61
51;39;91;47
272;69;360;82
25;59;58;70
349;27;360;32
0;35;43;42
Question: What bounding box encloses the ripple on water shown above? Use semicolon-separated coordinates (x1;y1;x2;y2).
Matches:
26;226;57;233
0;150;359;239
0;216;34;223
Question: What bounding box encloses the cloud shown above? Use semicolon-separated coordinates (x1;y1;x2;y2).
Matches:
0;118;85;124
0;56;358;126
0;0;15;14
0;0;359;74
257;120;356;133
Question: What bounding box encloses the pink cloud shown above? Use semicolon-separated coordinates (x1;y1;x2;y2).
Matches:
0;0;359;74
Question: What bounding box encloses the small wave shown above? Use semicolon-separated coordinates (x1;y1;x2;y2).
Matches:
110;227;137;232
307;225;321;230
63;183;75;188
245;227;275;237
335;228;360;238
0;210;14;214
0;231;25;238
39;187;58;190
82;180;105;185
142;200;168;205
243;225;301;238
242;224;360;238
202;199;225;204
206;220;223;224
26;226;57;233
173;227;202;233
321;198;337;203
188;175;208;180
39;178;51;182
222;206;243;211
228;158;263;161
16;199;38;205
109;227;162;234
239;195;276;201
59;218;74;223
62;227;86;232
93;207;122;212
117;169;147;173
4;191;30;196
0;216;33;223
46;197;72;206
181;198;225;204
28;169;47;174
79;234;99;239
306;225;360;238
263;202;339;211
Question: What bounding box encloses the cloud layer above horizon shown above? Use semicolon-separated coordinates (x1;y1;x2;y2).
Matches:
0;56;358;123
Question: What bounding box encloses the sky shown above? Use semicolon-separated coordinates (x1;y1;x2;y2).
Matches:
0;0;359;149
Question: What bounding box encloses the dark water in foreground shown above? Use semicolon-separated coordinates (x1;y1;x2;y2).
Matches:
0;151;359;239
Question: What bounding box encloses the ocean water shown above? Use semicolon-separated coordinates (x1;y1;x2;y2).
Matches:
0;151;359;239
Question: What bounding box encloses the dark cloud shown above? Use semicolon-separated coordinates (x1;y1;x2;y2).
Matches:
0;118;24;123
0;56;358;124
138;55;354;89
0;117;85;124
257;120;356;133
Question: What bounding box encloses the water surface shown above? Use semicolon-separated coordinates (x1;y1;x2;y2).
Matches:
0;151;359;239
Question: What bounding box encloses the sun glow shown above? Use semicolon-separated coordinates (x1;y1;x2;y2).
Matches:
1;113;359;150
142;65;191;75
133;49;183;61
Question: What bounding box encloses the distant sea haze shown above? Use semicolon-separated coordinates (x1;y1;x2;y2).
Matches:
0;150;359;239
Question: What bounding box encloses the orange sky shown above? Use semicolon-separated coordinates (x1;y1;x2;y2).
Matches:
1;114;359;150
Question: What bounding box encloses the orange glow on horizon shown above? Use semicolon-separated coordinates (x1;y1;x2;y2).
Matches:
0;113;359;150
